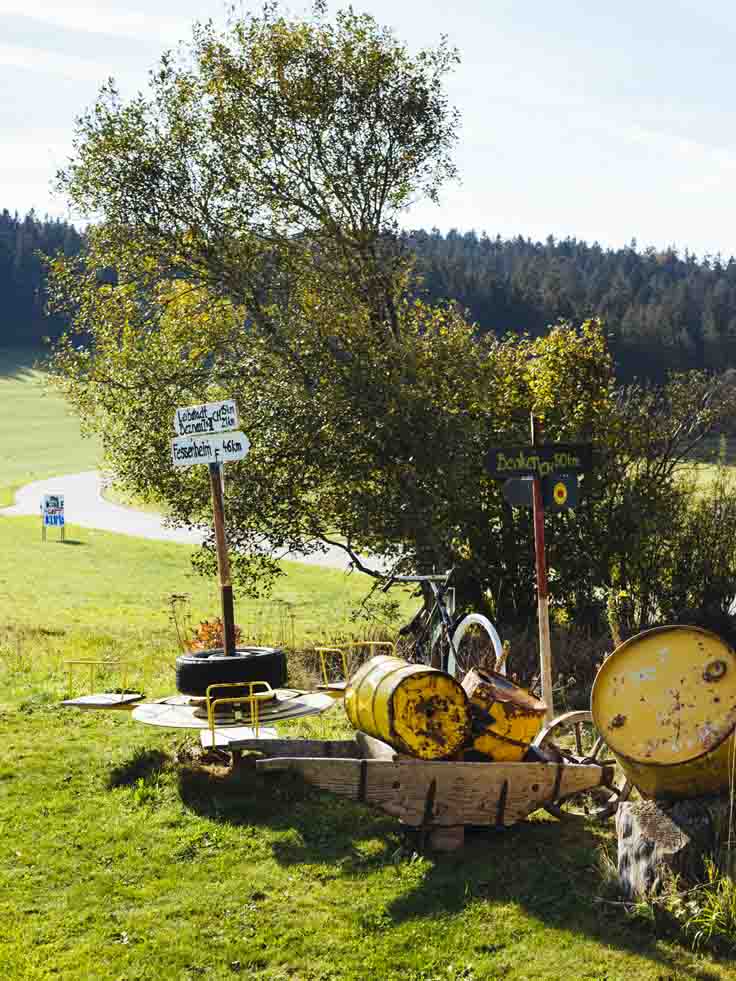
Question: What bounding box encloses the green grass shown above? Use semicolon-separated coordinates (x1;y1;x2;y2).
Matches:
0;515;406;702
0;347;100;505
0;518;733;980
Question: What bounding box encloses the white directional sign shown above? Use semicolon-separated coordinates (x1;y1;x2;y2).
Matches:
173;399;239;437
171;432;250;468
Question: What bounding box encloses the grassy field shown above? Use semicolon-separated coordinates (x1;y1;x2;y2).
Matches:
1;346;735;979
0;347;101;506
0;515;404;706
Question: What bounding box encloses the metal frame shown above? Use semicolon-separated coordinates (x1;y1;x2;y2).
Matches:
315;641;396;685
65;659;134;697
204;680;275;742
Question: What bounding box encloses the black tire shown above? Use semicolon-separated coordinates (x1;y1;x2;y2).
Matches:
175;647;287;697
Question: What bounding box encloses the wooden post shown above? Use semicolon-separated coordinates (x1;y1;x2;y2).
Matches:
531;414;554;722
208;462;236;657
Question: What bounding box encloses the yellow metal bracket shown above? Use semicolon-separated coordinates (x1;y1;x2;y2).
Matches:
315;647;348;686
315;641;396;685
64;659;134;698
205;680;274;744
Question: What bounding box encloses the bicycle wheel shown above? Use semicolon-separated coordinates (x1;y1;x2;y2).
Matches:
445;613;504;680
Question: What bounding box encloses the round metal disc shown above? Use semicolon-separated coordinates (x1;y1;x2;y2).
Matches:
592;625;736;765
132;690;336;729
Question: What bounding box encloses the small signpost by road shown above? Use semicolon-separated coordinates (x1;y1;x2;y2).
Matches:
41;494;65;543
172;400;250;657
486;418;592;721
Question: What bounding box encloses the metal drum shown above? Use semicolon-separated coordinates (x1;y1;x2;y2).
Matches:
462;667;546;762
591;625;736;799
344;655;470;760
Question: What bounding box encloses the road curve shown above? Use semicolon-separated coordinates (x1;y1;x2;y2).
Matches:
1;470;371;571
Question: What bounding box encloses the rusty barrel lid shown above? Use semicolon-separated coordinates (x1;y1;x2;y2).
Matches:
591;625;736;766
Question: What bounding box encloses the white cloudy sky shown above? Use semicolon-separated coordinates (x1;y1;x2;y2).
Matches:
3;0;736;257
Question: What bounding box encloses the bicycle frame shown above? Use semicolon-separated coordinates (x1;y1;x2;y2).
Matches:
383;571;460;673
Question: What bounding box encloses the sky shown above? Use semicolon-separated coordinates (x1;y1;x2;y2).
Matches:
3;0;736;257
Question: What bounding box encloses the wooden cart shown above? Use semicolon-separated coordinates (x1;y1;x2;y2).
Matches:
220;729;616;850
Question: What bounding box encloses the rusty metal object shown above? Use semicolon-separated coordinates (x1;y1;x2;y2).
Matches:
462;667;546;761
344;655;471;761
591;625;736;799
532;709;632;819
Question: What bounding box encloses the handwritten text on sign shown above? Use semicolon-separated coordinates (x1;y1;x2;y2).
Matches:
171;432;250;467
173;400;239;437
486;444;592;478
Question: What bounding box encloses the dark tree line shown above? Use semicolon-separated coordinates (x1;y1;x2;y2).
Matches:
4;207;736;381
0;209;83;347
409;229;736;379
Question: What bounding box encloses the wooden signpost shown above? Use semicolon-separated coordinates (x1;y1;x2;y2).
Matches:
486;418;592;721
172;400;250;657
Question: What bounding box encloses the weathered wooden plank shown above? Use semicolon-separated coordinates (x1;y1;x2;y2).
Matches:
355;731;399;760
61;692;143;710
254;758;608;826
214;737;360;757
200;727;278;749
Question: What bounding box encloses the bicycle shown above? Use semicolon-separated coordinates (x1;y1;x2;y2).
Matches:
381;569;504;679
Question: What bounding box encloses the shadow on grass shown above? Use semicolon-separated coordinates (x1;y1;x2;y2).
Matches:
176;760;725;979
178;762;401;869
107;747;168;788
59;539;86;546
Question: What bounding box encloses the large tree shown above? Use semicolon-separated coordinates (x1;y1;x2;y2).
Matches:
49;2;469;589
50;3;736;643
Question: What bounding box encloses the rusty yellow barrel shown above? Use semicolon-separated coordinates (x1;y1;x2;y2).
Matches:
591;625;736;799
462;667;547;761
344;655;470;760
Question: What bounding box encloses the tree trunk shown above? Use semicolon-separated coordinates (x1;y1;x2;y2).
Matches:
616;796;736;899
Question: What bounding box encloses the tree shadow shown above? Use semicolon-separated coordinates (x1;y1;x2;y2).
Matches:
176;761;727;979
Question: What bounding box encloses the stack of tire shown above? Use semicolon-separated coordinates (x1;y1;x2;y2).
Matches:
175;647;288;697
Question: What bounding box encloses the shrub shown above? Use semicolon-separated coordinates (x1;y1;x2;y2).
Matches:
189;617;243;651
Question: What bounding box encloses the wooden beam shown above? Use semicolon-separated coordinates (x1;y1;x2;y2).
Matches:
208;462;236;656
254;758;609;827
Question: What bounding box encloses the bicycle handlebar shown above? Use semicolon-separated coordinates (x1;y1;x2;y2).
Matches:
380;571;453;593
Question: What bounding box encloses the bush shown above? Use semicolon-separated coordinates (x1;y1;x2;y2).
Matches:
189;617;243;651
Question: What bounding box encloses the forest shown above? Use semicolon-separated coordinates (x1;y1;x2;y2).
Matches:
0;209;83;347
3;207;736;380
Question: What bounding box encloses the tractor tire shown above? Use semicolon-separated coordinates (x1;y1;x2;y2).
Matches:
175;647;287;697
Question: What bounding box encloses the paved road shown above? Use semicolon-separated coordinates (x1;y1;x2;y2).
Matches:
1;470;373;571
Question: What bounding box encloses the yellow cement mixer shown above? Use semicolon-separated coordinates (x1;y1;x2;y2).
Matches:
591;625;736;799
344;655;470;760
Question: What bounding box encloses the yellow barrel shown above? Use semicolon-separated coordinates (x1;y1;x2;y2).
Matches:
591;625;736;799
462;667;547;761
344;655;470;760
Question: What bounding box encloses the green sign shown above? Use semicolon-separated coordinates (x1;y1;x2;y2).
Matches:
486;443;592;479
